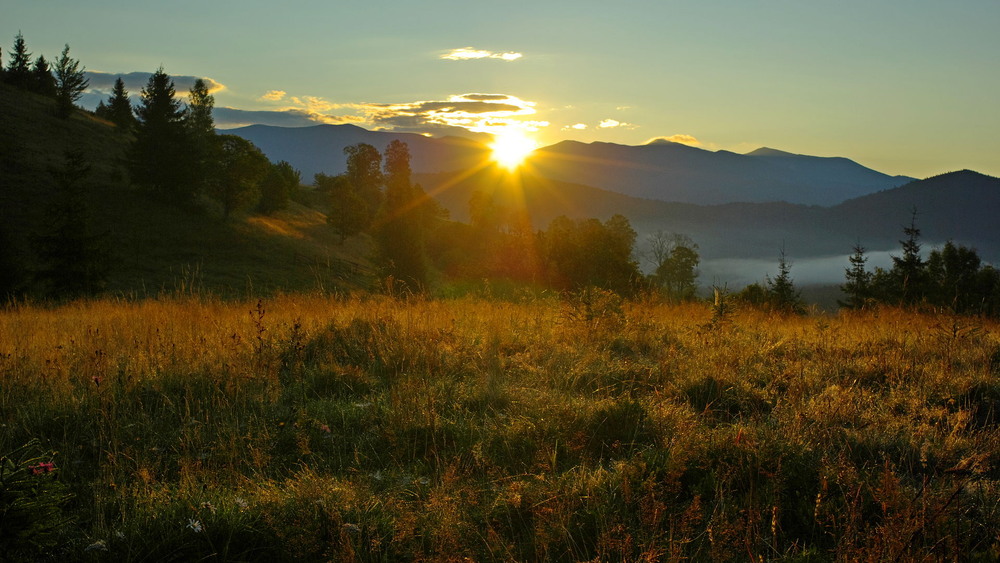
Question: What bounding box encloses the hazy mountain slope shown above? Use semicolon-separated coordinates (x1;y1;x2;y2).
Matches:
223;124;491;180
829;170;1000;252
529;140;913;206
229;124;912;206
417;168;1000;267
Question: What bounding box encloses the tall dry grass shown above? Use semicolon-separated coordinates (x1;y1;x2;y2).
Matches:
2;293;999;561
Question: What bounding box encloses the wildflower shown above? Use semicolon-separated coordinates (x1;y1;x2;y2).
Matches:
342;523;361;534
200;501;217;514
234;497;249;510
30;461;56;475
187;518;203;533
319;424;331;433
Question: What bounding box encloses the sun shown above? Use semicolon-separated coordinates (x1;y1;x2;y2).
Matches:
490;131;538;170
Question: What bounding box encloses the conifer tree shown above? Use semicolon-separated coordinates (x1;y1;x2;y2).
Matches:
766;248;803;313
184;78;218;197
890;208;927;305
130;67;195;201
839;242;873;309
53;44;89;118
5;32;32;88
104;77;136;130
30;55;56;97
33;150;111;298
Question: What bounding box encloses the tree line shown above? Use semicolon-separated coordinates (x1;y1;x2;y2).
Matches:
2;31;89;117
3;33;301;299
840;210;1000;316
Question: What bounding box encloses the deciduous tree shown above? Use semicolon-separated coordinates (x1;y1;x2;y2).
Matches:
257;161;300;214
210;134;269;219
375;140;427;288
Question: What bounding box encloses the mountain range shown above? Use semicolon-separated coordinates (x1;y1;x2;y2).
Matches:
226;123;999;285
225;123;913;206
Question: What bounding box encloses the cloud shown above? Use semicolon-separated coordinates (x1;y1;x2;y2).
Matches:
214;107;365;129
461;93;514;101
598;118;636;129
361;93;545;136
646;134;701;146
216;91;547;138
260;90;286;101
563;123;588;131
85;71;225;95
441;47;523;61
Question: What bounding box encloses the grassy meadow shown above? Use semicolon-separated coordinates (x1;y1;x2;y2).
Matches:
3;292;1000;561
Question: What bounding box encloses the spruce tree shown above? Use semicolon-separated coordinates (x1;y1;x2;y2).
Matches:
130;68;195;201
839;242;873;309
30;55;56;97
33;150;111;298
104;77;136;130
766;248;804;313
891;208;927;305
53;44;89;118
184;78;217;197
5;32;32;88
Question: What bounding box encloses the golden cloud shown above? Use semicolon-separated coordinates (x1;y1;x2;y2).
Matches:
646;134;702;146
441;47;523;61
361;93;545;135
260;90;286;102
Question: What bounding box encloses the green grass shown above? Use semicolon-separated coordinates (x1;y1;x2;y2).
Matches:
2;295;999;561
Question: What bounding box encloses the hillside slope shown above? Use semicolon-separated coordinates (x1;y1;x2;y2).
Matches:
1;83;371;297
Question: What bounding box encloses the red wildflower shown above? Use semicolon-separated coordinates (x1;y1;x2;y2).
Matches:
30;462;56;475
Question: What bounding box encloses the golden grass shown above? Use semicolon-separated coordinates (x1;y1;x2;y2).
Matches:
2;294;999;561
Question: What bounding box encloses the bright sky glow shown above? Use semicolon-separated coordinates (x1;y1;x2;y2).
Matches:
4;1;999;178
490;131;539;170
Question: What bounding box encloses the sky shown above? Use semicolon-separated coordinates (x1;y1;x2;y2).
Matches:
5;0;999;178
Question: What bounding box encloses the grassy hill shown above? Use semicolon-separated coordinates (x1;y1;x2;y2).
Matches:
0;83;373;298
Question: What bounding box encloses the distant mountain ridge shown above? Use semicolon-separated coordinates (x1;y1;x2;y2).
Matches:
416;168;1000;266
225;123;913;206
223;124;490;180
530;140;914;206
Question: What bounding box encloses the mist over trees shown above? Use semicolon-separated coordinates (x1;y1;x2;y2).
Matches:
842;214;1000;316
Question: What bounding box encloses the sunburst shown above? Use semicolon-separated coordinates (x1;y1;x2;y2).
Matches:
490;131;538;170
